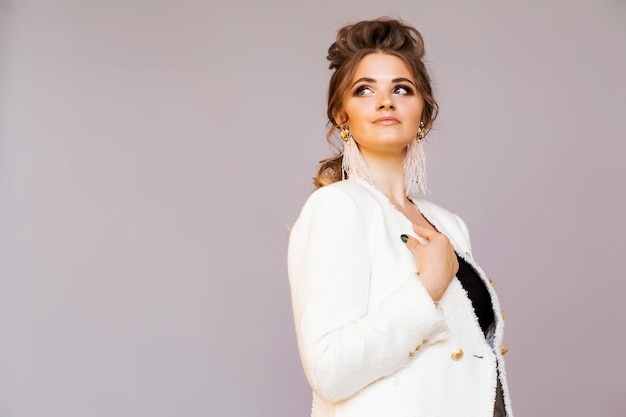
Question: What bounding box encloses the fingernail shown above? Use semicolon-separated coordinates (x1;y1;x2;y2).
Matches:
400;234;409;243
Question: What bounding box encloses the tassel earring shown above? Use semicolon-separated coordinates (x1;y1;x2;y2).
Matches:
404;123;427;199
340;125;371;182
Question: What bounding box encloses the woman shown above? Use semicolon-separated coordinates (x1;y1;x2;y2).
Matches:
288;18;512;417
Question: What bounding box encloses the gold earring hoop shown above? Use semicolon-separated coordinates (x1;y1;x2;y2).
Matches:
340;125;352;142
416;121;426;141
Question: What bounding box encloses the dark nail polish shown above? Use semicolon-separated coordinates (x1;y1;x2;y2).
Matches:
400;234;409;243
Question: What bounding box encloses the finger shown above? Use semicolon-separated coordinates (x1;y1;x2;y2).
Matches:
402;235;422;251
412;223;438;240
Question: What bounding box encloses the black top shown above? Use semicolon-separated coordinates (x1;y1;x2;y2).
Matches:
454;253;494;334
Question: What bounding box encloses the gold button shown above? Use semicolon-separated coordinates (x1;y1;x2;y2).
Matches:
408;350;416;358
501;311;506;319
451;348;464;361
422;338;429;344
489;278;494;286
465;251;471;258
501;345;509;356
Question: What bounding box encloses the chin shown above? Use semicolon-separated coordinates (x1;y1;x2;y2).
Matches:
378;136;414;147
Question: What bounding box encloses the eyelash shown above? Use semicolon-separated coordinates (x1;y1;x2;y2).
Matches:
354;86;374;96
394;85;414;95
353;85;415;96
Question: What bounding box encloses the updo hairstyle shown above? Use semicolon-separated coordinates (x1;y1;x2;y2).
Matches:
313;17;439;188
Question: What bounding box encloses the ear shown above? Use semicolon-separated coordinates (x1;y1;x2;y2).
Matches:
332;109;348;127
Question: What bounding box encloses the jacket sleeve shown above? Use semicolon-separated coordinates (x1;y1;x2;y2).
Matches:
288;186;448;403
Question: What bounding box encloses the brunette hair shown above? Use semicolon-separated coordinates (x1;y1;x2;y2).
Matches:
313;17;439;188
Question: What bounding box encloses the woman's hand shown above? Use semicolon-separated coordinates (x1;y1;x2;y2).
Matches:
402;224;459;303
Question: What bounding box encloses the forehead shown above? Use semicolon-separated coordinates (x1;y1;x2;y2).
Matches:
352;53;414;82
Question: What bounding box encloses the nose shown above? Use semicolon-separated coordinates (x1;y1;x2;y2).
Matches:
377;91;395;110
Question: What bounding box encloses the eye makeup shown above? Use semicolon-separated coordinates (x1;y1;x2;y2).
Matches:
351;83;415;97
354;85;375;96
393;85;415;95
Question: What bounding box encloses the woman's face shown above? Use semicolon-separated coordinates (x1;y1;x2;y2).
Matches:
341;53;423;159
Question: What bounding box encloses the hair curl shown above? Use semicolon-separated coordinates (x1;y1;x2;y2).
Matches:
313;17;439;189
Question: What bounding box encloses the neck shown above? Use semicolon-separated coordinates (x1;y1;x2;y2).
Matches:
360;148;409;207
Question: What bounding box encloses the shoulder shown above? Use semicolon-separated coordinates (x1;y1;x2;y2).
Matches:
290;180;382;238
299;180;380;217
289;181;377;259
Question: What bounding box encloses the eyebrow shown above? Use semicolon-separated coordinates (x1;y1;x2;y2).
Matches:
351;77;417;88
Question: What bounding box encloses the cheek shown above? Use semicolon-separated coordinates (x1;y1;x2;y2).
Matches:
344;102;367;125
409;99;424;116
406;106;424;127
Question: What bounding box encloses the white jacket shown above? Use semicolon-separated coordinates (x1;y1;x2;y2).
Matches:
288;177;513;417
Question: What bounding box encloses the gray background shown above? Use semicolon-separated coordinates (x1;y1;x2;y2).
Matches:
1;0;625;416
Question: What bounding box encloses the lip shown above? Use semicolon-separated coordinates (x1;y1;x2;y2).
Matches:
373;116;400;124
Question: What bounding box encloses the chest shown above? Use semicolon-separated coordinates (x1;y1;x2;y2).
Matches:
363;205;426;306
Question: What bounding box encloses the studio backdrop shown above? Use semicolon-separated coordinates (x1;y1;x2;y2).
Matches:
0;1;625;416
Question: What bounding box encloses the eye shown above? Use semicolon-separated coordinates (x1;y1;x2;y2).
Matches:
354;85;375;96
393;85;414;95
